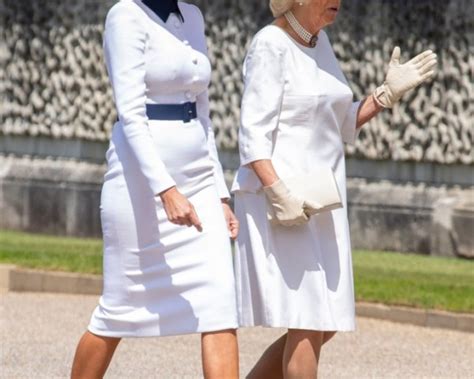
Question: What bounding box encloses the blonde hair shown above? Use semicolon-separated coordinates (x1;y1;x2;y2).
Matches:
269;0;309;17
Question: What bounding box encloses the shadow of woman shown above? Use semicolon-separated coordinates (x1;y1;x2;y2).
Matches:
269;211;341;292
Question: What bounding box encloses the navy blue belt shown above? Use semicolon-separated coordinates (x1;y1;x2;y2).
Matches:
146;102;197;123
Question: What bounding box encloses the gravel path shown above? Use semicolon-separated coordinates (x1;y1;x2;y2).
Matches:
1;292;473;378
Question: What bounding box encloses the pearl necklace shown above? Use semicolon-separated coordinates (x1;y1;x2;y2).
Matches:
284;11;318;47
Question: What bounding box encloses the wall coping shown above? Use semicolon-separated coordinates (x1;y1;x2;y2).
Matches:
1;135;473;187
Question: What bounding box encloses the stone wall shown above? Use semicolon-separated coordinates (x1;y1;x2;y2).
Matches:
0;0;472;256
1;0;473;164
2;154;472;258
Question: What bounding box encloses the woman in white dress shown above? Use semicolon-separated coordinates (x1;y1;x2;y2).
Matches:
232;0;437;377
71;1;239;378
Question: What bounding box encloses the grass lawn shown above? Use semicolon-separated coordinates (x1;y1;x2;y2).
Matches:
353;251;473;313
0;229;473;313
0;229;103;275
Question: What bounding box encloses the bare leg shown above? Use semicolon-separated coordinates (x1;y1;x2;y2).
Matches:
201;329;239;379
71;331;121;379
246;334;286;379
247;331;336;379
322;331;337;345
282;329;325;379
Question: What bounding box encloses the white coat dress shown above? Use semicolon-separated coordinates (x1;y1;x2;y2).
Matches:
232;25;361;332
88;0;238;338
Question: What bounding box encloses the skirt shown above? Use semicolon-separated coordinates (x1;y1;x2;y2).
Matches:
233;190;356;332
88;119;238;337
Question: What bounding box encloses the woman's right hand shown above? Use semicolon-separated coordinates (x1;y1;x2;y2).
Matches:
264;180;309;227
159;187;203;232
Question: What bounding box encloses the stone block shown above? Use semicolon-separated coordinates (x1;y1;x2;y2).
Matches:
347;180;435;254
431;192;474;258
451;202;474;258
426;311;459;331
0;180;28;230
455;314;474;333
5;267;103;295
42;271;79;294
355;302;390;319
0;155;104;236
356;302;428;327
0;264;16;291
76;275;103;295
386;307;427;327
27;183;68;235
9;270;44;292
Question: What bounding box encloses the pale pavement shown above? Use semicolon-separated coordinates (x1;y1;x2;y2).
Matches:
1;292;473;379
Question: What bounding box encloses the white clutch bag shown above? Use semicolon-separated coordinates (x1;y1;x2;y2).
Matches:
267;167;343;222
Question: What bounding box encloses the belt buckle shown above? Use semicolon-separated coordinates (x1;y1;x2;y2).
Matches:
183;102;193;123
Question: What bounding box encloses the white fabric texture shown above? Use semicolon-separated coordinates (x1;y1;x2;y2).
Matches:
232;25;360;331
88;0;237;337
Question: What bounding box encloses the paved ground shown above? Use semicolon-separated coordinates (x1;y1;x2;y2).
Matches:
1;292;473;379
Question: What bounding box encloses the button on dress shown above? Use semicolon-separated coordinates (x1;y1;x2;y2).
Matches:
88;0;237;337
232;25;361;331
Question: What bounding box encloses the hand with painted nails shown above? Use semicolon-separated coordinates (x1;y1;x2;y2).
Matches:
374;47;438;108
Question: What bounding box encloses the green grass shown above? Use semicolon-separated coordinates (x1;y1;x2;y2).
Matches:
353;250;474;313
1;230;473;313
0;229;103;275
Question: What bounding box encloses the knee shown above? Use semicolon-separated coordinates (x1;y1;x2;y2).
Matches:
285;329;324;359
285;360;317;378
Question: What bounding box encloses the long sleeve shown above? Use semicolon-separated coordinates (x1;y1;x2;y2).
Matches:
192;6;230;199
239;38;286;166
196;90;231;199
340;100;362;145
104;4;176;195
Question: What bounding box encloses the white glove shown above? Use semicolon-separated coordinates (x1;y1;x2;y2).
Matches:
302;200;326;217
264;180;309;227
374;47;437;108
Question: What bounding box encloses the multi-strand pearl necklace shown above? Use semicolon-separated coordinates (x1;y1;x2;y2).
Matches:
284;11;318;48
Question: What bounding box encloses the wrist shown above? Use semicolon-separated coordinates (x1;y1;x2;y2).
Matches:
263;179;289;201
261;176;279;188
373;85;392;109
372;92;385;111
159;186;178;202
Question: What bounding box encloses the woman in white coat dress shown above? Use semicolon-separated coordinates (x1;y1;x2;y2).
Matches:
71;1;240;378
232;0;437;377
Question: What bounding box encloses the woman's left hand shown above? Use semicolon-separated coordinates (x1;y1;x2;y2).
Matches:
221;201;239;240
374;47;437;108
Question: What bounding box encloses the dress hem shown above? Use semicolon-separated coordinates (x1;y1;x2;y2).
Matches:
238;321;355;333
87;322;239;339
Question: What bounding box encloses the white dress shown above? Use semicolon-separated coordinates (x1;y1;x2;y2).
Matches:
88;0;237;337
231;25;361;332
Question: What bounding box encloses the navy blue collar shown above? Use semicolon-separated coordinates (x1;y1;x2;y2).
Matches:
142;0;183;22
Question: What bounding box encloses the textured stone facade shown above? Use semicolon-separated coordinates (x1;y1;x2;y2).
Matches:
1;0;473;255
1;0;472;164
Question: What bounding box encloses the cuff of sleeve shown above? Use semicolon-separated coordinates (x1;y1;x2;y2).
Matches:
341;101;362;145
149;174;176;197
215;175;231;199
211;159;231;198
240;151;273;167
